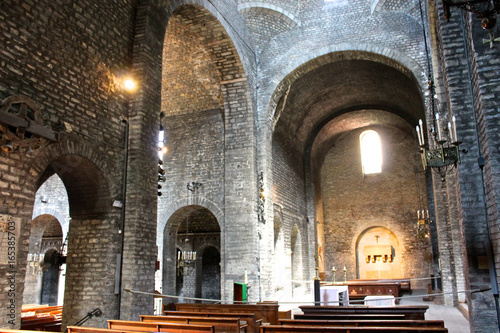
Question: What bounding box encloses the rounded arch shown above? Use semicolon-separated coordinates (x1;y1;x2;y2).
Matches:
162;204;221;298
160;197;224;234
24;215;64;306
266;49;425;127
25;138;117;219
161;2;254;117
237;3;300;27
355;226;401;280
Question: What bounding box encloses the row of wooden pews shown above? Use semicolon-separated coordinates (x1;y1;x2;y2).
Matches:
260;304;447;333
5;302;447;333
20;305;62;331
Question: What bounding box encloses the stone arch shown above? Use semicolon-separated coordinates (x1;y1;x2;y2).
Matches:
266;48;425;127
162;204;222;299
238;3;300;53
24;214;64;306
237;2;299;27
21;138;120;327
161;2;253;117
24;138;117;218
355;226;402;280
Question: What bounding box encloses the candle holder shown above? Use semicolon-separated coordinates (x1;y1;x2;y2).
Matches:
342;266;347;284
331;267;336;285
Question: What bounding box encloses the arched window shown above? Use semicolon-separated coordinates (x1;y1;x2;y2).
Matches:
360;130;382;174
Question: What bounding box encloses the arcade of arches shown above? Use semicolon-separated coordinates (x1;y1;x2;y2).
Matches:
1;1;500;332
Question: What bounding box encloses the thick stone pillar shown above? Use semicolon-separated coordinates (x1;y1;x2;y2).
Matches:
432;1;498;330
221;79;259;301
62;217;120;328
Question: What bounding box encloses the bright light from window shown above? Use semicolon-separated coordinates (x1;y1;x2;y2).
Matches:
158;126;166;160
360;130;382;174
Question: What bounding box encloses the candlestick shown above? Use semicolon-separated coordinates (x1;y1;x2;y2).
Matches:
416;126;422;146
342;266;347;284
244;270;248;284
448;122;453;142
332;266;336;285
417;210;420;219
452;116;458;143
436;113;442;141
419;119;425;145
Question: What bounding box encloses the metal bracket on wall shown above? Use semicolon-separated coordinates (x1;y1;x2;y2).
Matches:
0;95;60;154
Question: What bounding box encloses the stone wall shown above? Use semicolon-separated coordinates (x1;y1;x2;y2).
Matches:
320;123;432;288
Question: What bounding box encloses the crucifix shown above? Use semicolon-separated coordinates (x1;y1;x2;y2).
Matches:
375;235;380;244
483;31;500;49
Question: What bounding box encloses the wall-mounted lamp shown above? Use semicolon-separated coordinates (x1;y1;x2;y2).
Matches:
122;77;137;93
1;140;13;152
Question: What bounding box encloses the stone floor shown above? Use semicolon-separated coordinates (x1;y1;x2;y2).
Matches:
398;290;470;332
279;288;471;332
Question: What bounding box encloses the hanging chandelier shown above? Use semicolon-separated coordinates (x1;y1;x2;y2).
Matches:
176;182;202;276
417;209;431;240
176;215;197;276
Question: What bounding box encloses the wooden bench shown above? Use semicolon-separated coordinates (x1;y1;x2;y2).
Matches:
21;304;63;331
278;319;445;328
68;327;150;333
299;305;428;320
260;326;448;332
108;319;215;333
140;314;247;332
161;310;262;333
174;302;279;324
21;316;62;331
294;314;407;321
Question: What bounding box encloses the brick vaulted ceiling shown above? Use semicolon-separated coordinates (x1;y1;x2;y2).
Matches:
273;56;425;159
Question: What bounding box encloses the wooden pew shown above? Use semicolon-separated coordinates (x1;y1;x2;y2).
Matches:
299;305;428;320
21;316;62;331
278;319;445;328
294;314;407;321
260;326;448;333
174;302;279;324
161;311;262;333
139;314;247;332
108;319;215;333
68;327;150;333
21;304;63;331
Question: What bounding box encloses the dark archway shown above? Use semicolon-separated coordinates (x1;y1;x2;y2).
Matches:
31;152;118;328
41;249;60;305
200;246;221;300
163;205;220;301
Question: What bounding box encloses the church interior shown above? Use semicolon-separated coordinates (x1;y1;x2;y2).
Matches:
1;0;500;332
